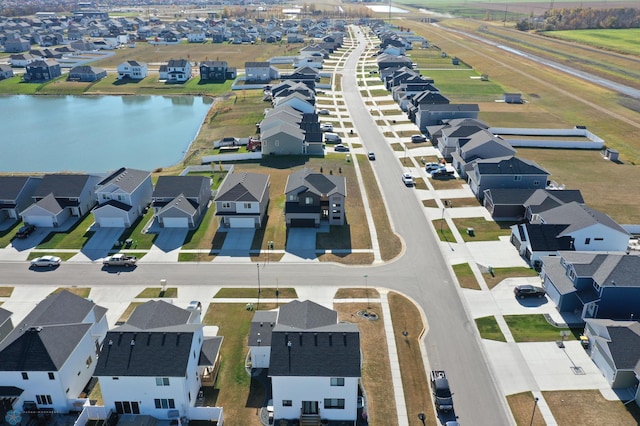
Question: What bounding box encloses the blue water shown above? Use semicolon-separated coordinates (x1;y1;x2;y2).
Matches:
0;95;213;173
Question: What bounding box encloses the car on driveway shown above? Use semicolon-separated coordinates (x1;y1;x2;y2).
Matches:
425;162;442;172
16;224;36;239
318;109;330;115
368;152;376;160
411;134;427;143
514;285;546;299
402;172;415;186
320;123;334;132
30;255;61;268
334;144;350;152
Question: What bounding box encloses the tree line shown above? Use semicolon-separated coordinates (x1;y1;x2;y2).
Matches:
517;7;640;31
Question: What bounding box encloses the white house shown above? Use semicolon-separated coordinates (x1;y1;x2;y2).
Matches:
117;60;148;80
249;301;361;424
187;31;206;42
293;56;323;69
0;291;108;414
94;301;223;420
159;59;192;83
92;167;153;227
8;53;39;67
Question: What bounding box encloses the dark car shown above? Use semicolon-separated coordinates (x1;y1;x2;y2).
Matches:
514;285;546;299
15;224;36;239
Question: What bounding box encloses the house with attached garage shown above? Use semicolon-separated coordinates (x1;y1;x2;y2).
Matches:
92;168;153;228
214;172;270;229
0;291;108;416
483;188;584;222
583;318;640;407
510;202;630;266
540;252;640;320
117;60;148;80
24;58;62;82
248;300;361;424
261;122;306;156
244;61;280;83
284;168;346;227
94;300;223;421
273;92;316;111
9;53;39;67
450;129;516;179
67;65;107;82
159;59;191;83
152;176;211;228
21;174;100;228
434;122;489;160
0;64;14;80
0;176;42;225
199;60;236;82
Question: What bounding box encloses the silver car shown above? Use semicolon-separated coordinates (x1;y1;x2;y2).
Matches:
31;255;62;268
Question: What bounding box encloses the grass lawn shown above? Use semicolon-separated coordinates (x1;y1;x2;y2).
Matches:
0;221;22;249
475;316;507;342
544;389;640;425
452;263;481;290
50;287;91;298
178;252;216;262
213;288;297;299
0;76;44;94
429;177;465;190
483;267;540;290
334;288;381;299
27;252;78;261
432;219;455;243
422;199;438;208
452;217;516;242
504;315;577;343
114;208;157;250
181;203;221;250
506;391;546;426
136;287;178;298
0;287;14;297
37;214;95;250
545;29;640;56
445;197;481;207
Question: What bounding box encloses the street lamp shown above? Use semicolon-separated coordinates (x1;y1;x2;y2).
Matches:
256;264;261;309
417;412;426;425
529;397;539;426
364;275;370;309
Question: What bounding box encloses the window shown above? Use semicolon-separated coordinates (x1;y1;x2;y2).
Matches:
585;238;590;245
244;203;252;209
324;399;345;409
36;395;53;405
305;197;313;205
330;378;345;386
513;175;522;181
156;377;170;386
154;399;175;409
533;180;540;186
21;372;28;380
594;237;604;241
222;202;231;209
282;400;292;407
48;372;55;380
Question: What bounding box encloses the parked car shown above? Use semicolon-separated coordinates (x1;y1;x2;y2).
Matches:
324;132;342;143
103;254;137;267
425;162;443;172
431;167;455;178
368;152;376;160
15;224;36;239
318;109;330;115
30;255;61;268
402;172;415;186
411;134;427;143
514;285;546;299
334;144;350;152
320;123;334;132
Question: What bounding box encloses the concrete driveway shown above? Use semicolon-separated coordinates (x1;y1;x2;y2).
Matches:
69;227;124;262
214;228;255;262
0;228;51;260
139;228;188;263
282;227;319;261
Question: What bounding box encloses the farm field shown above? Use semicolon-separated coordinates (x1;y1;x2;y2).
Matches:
544;28;640;56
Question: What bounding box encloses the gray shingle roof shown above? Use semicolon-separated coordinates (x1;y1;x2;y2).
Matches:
153;176;208;199
248;311;278;346
0;306;11;325
215;172;269;203
285;169;346;198
125;300;194;330
539;202;629;236
97;167;150;193
475;156;549;176
606;323;640;369
199;336;223;366
0;176;31;200
34;193;64;214
33;174;93;198
524;224;574;251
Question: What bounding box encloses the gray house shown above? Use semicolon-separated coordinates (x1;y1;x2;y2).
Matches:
483;188;584;221
467;156;550;201
92;168;153;228
284;168;346;227
415;103;480;131
0;176;42;225
67;65;107;82
215;172;270;228
152;176;211;228
0;64;14;80
261;122;306;156
450;130;516;178
244;61;280;82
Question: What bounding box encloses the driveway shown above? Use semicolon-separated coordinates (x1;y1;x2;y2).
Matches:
213;228;255;262
282;227;319;262
139;228;188;263
0;227;51;261
69;227;124;262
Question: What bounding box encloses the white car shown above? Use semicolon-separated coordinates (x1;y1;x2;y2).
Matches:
411;134;427;143
318;109;330;115
30;255;62;268
402;172;415;186
425;162;442;172
320;123;334;132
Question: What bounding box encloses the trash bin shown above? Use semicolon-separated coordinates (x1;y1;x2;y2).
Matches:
467;228;475;237
125;238;133;248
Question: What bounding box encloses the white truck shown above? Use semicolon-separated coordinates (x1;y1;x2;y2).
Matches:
430;370;454;412
103;254;137;267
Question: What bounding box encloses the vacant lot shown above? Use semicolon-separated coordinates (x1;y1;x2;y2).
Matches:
545;28;640;56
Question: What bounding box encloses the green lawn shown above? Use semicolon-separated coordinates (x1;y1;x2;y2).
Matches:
0;76;43;94
452;217;516;242
545;29;640;56
419;69;504;102
452;263;480;290
37;214;95;250
113;208;157;250
504;314;578;343
475;316;507;342
136;287;178;298
213;288;297;299
0;221;22;249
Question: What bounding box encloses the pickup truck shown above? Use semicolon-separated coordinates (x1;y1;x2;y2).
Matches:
430;370;454;412
103;254;137;267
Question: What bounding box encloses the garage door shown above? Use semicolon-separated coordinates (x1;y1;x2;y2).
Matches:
289;219;316;228
162;217;189;228
23;215;53;227
98;217;125;228
229;217;255;228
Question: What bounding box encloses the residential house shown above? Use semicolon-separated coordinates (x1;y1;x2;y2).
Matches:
94;300;223;419
436;123;488;160
117;60;148;80
187;31;206;42
70;41;98;52
67;65;107;82
0;291;108;415
467;156;550;201
92;168;153;228
0;307;12;344
405;91;450;124
248;310;278;369
0;64;14;80
376;53;413;71
273;92;315;112
541;252;640;320
4;35;30;52
415;103;480;132
244;61;280;83
299;44;329;59
257;300;360;423
8;53;39;67
293;56;323;69
214;172;270;228
483;188;584;222
299;112;324;155
152;176;211;228
159;59;191;83
24;59;62;82
284;168;346;227
511;202;630;266
583;319;640;406
199;60;236;82
21;174;100;227
261;122;306;156
0;176;42;224
450;129;516;178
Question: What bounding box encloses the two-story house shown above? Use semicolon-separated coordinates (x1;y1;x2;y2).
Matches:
117;60;148;80
92;168;153;228
0;176;42;225
244;61;280;83
284;168;346;227
199;60;237;82
159;59;191;83
214;172;270;228
152;176;211;228
24;59;62;82
0;291;108;415
450;129;516;179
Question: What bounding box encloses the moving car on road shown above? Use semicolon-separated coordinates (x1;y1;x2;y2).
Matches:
368;152;376;160
514;284;546;299
30;255;61;268
402;172;415;186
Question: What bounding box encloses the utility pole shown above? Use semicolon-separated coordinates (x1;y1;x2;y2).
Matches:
256;263;261;309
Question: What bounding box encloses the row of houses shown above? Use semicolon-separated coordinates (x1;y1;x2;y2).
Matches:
0;292;361;425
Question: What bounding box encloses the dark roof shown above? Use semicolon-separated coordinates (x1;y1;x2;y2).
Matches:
124;300;194;330
560;253;640;288
94;199;133;212
523;224;574;251
0;386;23;398
285;169;346;198
0;306;11;325
245;61;270;68
248;311;278;346
539;202;629;236
276;300;337;329
97;167;150;193
215;172;269;203
94;331;195;377
606;323;640;369
199;336;223;366
33;174;93;198
485;188;537;206
475;156;549;176
0;176;32;200
153;176;209;199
